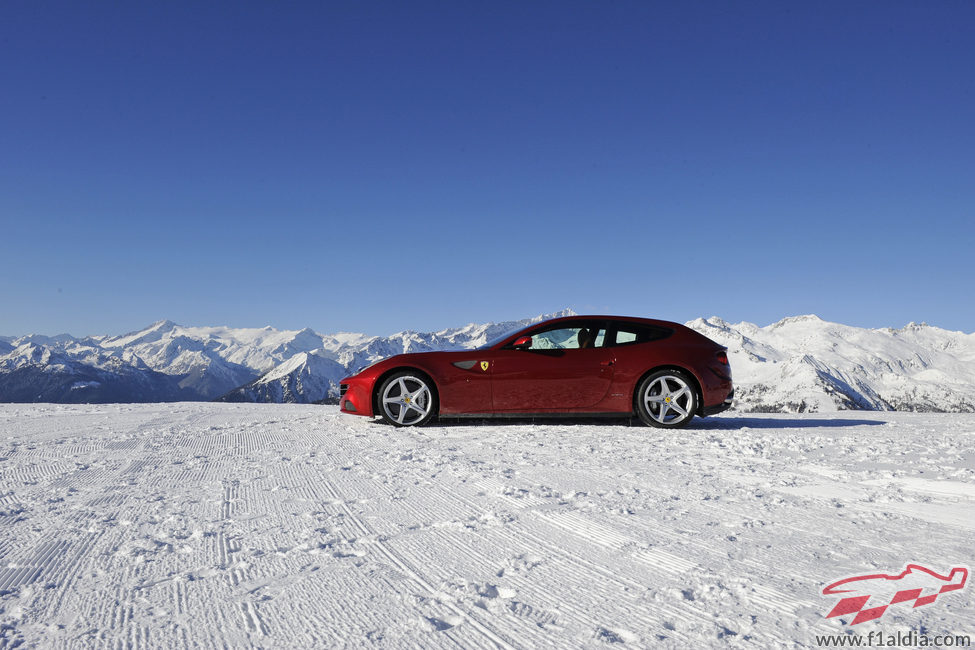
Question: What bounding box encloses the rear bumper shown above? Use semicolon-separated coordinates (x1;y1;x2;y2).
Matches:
701;387;734;416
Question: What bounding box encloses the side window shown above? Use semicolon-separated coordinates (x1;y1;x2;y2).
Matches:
592;329;606;347
608;324;672;347
616;330;638;345
526;325;605;350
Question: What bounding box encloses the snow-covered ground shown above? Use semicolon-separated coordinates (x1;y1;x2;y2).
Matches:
0;404;971;648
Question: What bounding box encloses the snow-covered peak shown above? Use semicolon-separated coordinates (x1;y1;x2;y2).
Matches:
11;332;80;348
101;320;180;348
767;314;827;330
535;308;577;320
263;351;314;382
685;316;735;333
6;342;68;367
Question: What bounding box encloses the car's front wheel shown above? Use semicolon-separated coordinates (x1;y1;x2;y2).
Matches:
377;371;437;427
636;370;698;428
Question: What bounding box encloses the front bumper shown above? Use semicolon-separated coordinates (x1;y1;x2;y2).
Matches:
339;377;374;417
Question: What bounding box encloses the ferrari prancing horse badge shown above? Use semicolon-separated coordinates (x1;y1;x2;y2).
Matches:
480;361;490;371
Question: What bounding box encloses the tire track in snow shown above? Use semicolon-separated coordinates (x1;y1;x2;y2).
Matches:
241;599;271;636
487;522;697;645
619;482;913;620
372;475;695;645
472;478;809;645
473;467;826;620
475;470;732;639
495;442;911;638
396;521;659;647
320;479;517;649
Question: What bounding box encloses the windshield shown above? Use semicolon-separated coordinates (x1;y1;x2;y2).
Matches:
477;324;530;350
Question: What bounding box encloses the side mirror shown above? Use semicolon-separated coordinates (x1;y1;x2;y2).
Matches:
512;336;532;350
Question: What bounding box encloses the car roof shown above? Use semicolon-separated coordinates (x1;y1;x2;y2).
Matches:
531;315;682;329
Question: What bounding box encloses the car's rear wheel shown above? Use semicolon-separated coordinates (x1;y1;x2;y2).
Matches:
377;371;437;427
636;370;697;428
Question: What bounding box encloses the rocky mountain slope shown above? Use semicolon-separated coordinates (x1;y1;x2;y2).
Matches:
686;315;975;413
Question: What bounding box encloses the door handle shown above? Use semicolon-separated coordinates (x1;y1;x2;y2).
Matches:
600;360;614;366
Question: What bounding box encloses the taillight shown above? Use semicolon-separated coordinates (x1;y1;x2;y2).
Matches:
716;350;729;365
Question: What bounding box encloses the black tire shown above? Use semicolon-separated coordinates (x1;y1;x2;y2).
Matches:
635;369;698;429
376;371;438;427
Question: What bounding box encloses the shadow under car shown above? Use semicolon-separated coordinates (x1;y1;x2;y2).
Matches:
365;414;888;429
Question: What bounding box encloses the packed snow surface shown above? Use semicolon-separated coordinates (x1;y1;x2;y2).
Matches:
0;404;972;648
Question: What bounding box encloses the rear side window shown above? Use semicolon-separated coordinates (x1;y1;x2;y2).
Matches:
607;324;672;347
616;330;638;345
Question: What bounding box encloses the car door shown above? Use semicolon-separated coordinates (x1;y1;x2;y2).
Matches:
436;353;495;415
490;323;615;411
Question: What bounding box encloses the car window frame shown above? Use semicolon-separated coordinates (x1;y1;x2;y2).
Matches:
500;320;610;351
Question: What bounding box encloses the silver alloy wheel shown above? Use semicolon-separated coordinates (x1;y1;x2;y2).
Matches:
643;374;693;425
381;375;432;426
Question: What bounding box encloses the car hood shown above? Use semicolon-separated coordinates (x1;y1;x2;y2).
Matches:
346;349;475;379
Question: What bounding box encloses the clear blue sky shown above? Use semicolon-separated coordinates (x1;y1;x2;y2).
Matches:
2;1;973;337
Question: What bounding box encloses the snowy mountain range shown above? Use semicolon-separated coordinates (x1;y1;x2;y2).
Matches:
2;311;973;412
688;315;975;412
0;312;572;405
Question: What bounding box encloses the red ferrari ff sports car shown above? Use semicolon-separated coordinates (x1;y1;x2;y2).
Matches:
339;315;733;429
